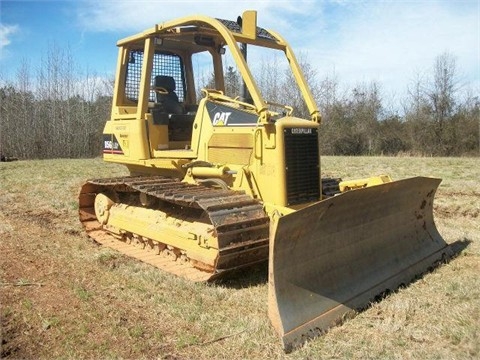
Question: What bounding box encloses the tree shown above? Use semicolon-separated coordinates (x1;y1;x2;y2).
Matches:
376;115;408;155
224;66;240;98
0;44;113;159
319;81;384;155
404;52;467;155
1;44;477;159
349;82;383;154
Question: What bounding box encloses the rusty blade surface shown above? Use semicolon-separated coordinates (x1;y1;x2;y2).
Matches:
268;176;452;351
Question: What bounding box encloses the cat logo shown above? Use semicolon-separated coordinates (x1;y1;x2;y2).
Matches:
212;111;232;126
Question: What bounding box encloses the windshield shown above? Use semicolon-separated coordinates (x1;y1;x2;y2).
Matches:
193;43;311;118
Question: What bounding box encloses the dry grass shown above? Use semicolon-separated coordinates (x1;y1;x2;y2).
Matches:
1;156;479;359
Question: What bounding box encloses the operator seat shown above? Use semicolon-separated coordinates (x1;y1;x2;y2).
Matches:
152;75;184;115
151;75;193;142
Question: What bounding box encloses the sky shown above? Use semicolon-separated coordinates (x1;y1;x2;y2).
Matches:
0;0;479;105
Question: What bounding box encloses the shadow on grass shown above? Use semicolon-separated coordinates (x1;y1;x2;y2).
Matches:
368;237;472;304
210;261;268;289
449;238;472;257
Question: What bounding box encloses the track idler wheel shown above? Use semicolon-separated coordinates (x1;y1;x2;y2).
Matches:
94;192;117;225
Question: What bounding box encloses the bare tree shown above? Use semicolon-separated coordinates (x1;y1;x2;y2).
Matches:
1;45;476;159
0;43;113;159
256;55;282;103
404;52;468;155
224;66;240;98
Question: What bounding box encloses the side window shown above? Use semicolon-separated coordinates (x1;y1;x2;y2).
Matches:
125;49;143;102
192;51;214;99
124;50;186;102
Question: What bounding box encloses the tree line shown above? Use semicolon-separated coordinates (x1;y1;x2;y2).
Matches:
251;52;478;156
0;48;478;159
0;45;112;159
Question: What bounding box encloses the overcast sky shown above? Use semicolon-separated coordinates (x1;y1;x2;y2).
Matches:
1;0;479;103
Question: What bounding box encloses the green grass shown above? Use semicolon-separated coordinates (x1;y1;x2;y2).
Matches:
1;156;479;359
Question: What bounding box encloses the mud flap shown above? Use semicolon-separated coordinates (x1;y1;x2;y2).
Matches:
268;176;452;351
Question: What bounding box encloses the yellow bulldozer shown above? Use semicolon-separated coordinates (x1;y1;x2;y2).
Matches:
79;11;451;351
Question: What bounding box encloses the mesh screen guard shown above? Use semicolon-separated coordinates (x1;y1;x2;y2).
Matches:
125;50;186;102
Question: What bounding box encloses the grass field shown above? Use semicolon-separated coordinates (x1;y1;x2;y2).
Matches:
1;156;479;359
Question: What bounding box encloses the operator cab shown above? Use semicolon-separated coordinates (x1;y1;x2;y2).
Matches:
118;27;230;154
110;11;319;160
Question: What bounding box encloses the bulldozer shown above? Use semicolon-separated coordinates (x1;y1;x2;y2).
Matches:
79;11;451;351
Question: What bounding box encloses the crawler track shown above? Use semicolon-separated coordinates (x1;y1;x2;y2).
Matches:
79;176;270;281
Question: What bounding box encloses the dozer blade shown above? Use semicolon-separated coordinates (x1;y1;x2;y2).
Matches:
268;176;451;351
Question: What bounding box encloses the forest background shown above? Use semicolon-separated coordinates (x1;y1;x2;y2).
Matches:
0;46;478;159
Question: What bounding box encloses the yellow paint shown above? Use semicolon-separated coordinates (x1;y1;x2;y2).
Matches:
339;175;393;192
